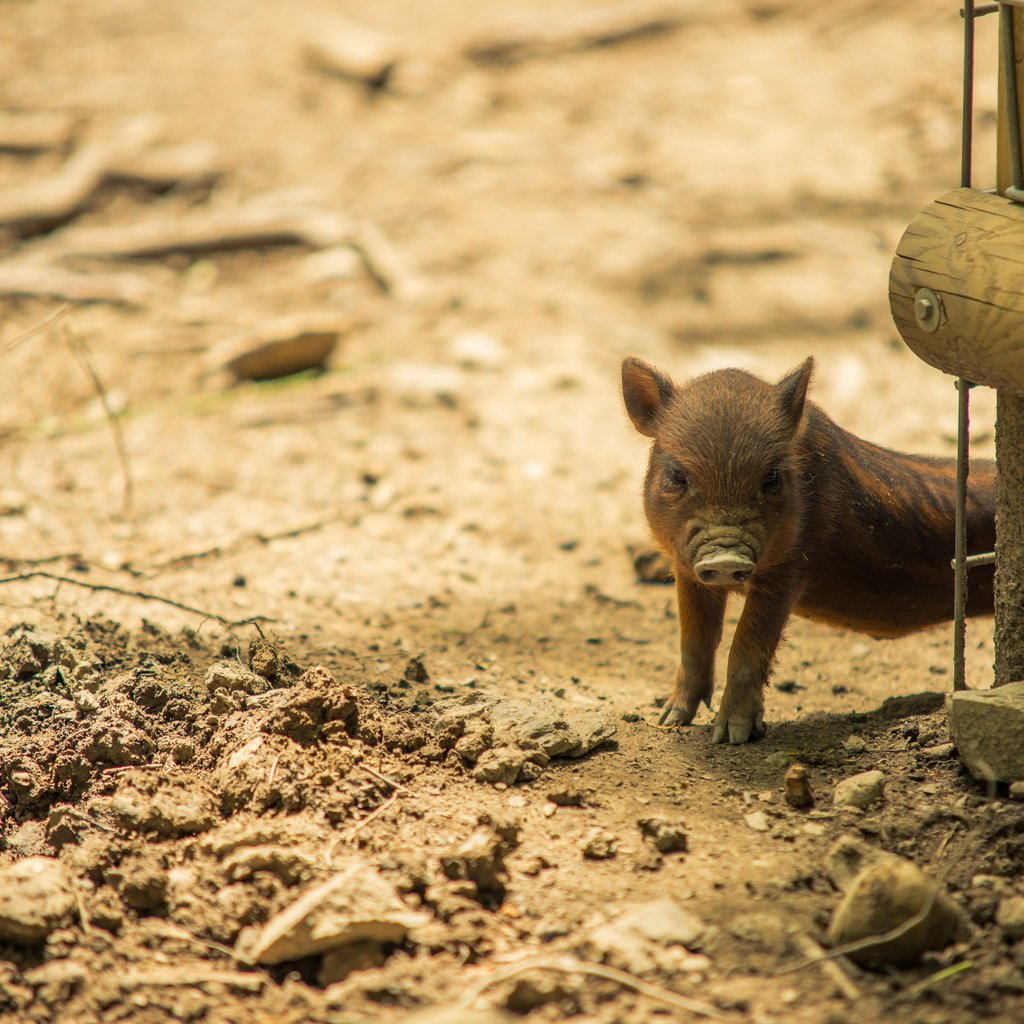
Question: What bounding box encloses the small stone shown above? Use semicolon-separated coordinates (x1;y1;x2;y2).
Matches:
950;682;1024;782
842;735;868;755
0;857;76;943
826;857;965;968
582;832;618;861
1009;781;1024;802
636;816;687;853
241;859;428;965
826;835;898;892
833;770;886;810
547;788;587;807
448;330;508;370
918;742;955;761
582;897;704;975
471;747;526;785
744;810;771;832
995;895;1024;940
783;763;814;809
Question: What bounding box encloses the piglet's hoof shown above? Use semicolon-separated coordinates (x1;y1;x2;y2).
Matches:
712;713;766;745
657;703;697;728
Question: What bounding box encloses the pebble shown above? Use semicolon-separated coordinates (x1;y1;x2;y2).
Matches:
826;857;965;968
783;763;814;809
1009;781;1024;802
833;769;886;810
0;857;76;944
744;810;770;832
582;897;705;975
995;895;1024;940
240;859;428;965
582;832;618;861
842;734;868;755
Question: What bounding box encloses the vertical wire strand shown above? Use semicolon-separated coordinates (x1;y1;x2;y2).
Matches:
953;1;976;692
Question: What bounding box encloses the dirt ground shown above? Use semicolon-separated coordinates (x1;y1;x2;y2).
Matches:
2;1;1023;1022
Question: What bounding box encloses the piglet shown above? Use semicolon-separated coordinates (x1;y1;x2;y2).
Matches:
621;356;995;744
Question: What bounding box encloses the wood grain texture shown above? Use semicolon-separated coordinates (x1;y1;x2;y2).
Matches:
889;187;1024;394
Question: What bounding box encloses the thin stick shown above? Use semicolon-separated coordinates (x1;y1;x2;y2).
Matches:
65;326;134;517
0;304;70;356
363;764;411;794
794;932;861;1001
459;954;733;1022
0;570;271;626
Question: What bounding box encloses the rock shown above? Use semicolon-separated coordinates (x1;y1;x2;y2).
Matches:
582;897;705;975
582;831;618;860
950;682;1024;782
833;770;886;810
204;661;272;696
744;810;771;832
636;816;687;853
918;742;955;761
208;315;343;382
317;940;388;985
826;857;965;968
995;895;1024;940
826;835;899;892
0;857;76;943
240;859;428;965
472;747;526;785
783;763;814;809
1010;781;1024;801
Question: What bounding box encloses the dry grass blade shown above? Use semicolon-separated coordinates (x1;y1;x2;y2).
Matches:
0;304;70;357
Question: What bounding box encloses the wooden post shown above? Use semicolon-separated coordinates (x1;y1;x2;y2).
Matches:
994;2;1024;686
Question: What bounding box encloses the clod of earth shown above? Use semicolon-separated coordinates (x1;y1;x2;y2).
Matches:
826;857;966;969
949;681;1024;782
636;816;687;853
826;834;901;892
0;856;76;943
440;820;519;900
433;693;616;784
106;770;217;836
580;897;707;976
239;857;429;965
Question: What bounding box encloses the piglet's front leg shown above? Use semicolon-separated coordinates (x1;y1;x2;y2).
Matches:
659;576;726;727
713;569;799;744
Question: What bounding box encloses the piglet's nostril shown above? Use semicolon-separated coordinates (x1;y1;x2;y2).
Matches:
732;569;752;582
699;570;716;583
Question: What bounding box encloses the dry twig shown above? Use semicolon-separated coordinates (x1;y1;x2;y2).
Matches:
459;953;733;1021
0;304;70;357
794;931;861;1001
64;326;134;517
0;570;271;626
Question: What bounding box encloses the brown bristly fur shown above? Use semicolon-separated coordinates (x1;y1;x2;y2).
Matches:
621;355;995;745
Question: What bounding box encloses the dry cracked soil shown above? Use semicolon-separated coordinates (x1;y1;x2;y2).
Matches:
1;2;1024;1023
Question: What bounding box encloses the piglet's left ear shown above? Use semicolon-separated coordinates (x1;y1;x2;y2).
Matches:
775;357;813;432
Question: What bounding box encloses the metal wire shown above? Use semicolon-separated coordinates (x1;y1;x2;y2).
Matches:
953;2;977;693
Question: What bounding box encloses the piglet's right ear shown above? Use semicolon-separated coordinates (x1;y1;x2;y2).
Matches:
621;357;674;438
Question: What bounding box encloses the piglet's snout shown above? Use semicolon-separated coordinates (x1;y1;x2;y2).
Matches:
693;548;755;585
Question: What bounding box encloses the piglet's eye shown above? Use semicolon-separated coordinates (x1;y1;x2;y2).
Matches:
666;466;688;491
762;468;781;494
